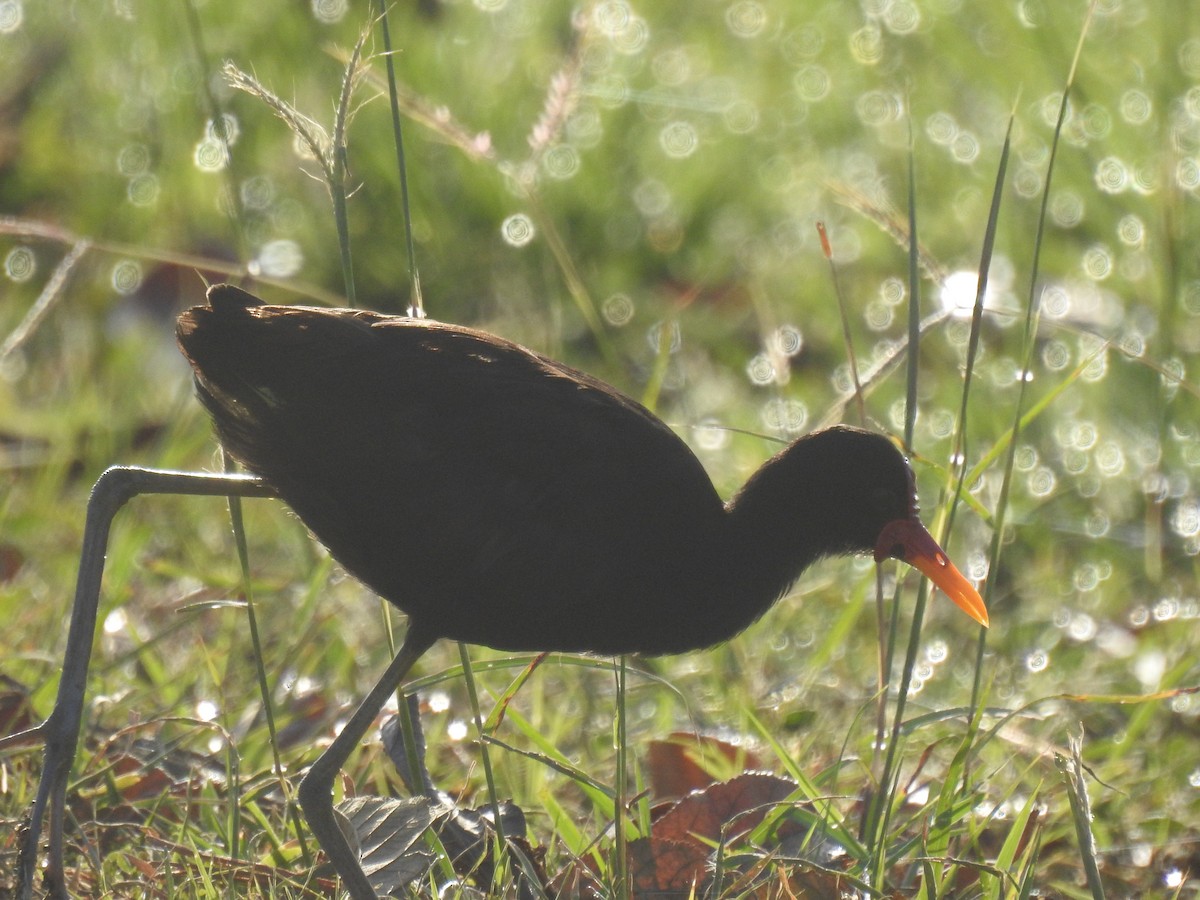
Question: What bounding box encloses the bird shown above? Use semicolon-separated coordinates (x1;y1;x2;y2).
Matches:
172;282;988;897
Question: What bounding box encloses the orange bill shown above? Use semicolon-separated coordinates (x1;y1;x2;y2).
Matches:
874;519;989;628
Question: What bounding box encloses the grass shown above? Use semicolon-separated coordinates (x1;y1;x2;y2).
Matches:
3;0;1200;896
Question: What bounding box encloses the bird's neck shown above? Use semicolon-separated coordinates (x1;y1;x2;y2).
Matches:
714;445;844;635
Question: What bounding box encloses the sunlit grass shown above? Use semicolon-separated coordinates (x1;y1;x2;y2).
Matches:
4;1;1200;897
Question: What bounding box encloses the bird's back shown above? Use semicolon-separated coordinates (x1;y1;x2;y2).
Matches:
177;291;730;654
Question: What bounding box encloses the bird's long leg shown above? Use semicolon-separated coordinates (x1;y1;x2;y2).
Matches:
2;467;274;900
298;627;436;900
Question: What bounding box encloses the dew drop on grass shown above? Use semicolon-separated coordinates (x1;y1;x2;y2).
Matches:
195;699;218;722
447;720;468;741
746;352;776;386
856;90;902;126
725;1;767;38
1024;650;1049;673
951;131;980;163
4;246;35;282
602;292;635;326
793;65;831;102
769;324;803;357
428;691;450;714
117;143;150;177
1050;191;1084;228
111;259;143;295
925;111;957;146
1066;612;1097;642
0;0;22;33
193;136;229;172
760;397;807;435
883;0;920;34
1174;157;1200;191
500;213;535;247
1134;649;1166;687
723;99;759;134
1120;89;1152;124
695;418;730;451
849;24;882;64
1027;466;1056;498
103;607;127;635
127;173;159;207
250;240;303;279
310;0;348;24
880;276;905;305
1094;156;1129;193
543;144;580;180
659;120;699;158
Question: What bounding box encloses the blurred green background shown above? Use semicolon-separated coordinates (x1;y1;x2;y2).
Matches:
3;0;1200;895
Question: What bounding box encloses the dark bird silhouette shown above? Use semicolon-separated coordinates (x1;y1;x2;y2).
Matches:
174;283;986;897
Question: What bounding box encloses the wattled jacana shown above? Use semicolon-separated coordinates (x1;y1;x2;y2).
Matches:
14;283;986;899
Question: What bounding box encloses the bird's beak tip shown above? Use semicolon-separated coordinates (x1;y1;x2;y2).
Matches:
877;519;989;628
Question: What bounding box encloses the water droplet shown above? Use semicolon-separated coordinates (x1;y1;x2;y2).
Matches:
195;699;219;722
633;178;671;216
925;639;948;664
103;607;127;634
111;259;143;295
695;418;731;451
1134;649;1166;686
1027;466;1056;498
241;175;276;211
723;99;759;135
500;213;536;248
251;239;303;278
1081;244;1112;280
856;90;902;126
4;246;36;282
1180;38;1200;77
951;131;980;163
1050;191;1084;228
849;24;882;64
925;111;957;146
1066;612;1097;642
646;320;681;354
1094;156;1128;193
1175;157;1200;191
205;113;240;148
879;277;905;305
602;293;635;326
746;352;776;386
793;65;831;102
447;720;469;741
193;136;229;172
1012;165;1042;198
1079;103;1111;139
659;121;699;159
543;144;580;180
1041;339;1070;371
311;0;348;23
883;0;920;34
769;324;803;357
0;0;23;33
127;173;160;207
652;47;691;86
1025;650;1049;673
1119;89;1152;124
781;24;824;63
117;143;150;177
865;300;893;330
725;0;766;38
1170;498;1200;539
